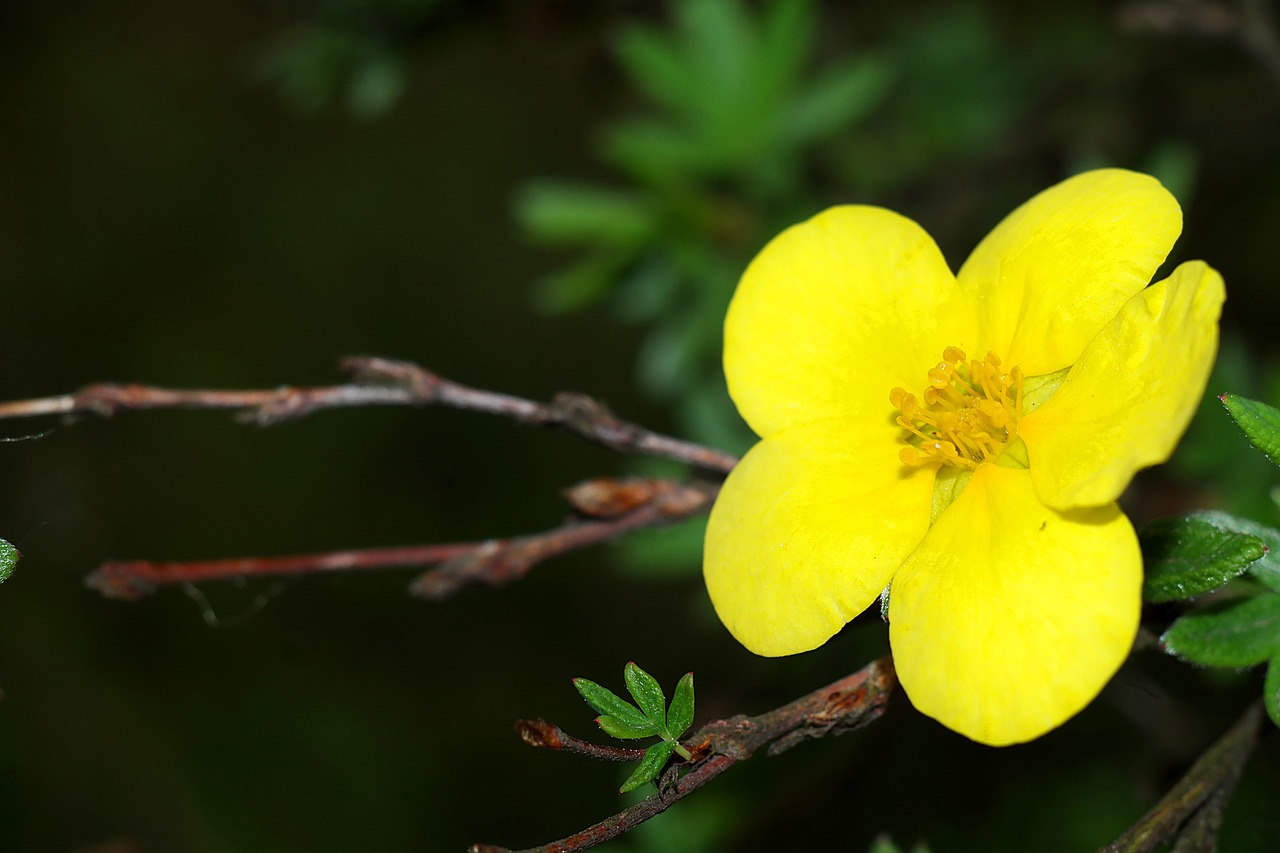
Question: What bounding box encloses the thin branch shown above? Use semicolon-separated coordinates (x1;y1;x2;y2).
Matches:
0;356;738;473
516;720;648;763
1099;701;1264;853
470;656;897;853
85;478;717;601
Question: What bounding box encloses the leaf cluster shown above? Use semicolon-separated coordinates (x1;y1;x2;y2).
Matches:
574;662;695;793
1148;394;1280;729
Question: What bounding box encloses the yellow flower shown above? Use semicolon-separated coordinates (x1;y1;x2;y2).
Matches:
703;169;1224;746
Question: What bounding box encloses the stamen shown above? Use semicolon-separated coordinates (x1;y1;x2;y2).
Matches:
891;347;1025;470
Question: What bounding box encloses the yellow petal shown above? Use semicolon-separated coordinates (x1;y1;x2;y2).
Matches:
704;417;934;656
1020;261;1225;510
958;169;1182;376
725;206;974;439
889;464;1140;746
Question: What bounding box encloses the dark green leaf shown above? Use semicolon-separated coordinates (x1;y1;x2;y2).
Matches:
1266;655;1280;730
0;539;17;583
624;662;667;728
1141;516;1266;602
596;714;660;740
1221;393;1280;467
619;739;678;794
1161;593;1280;667
1186;510;1280;594
573;678;650;731
667;672;695;739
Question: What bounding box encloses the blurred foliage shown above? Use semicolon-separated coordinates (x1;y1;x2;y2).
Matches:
256;0;452;119
517;0;895;458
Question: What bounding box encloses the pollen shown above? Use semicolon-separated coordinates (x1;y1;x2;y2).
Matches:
890;347;1024;470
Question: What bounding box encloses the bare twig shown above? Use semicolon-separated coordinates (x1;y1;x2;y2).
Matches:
0;356;739;473
86;478;718;601
471;656;897;853
516;720;648;763
1099;701;1264;853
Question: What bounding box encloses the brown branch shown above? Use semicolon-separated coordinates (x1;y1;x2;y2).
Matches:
516;720;648;763
85;478;717;601
1099;701;1264;853
0;356;738;473
471;656;897;853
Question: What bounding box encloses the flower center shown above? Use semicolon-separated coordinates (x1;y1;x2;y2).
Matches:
890;347;1024;470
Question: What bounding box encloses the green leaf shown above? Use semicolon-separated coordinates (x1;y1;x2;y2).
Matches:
514;182;655;247
619;739;678;794
596;714;660;740
531;251;629;314
1266;655;1280;729
782;57;891;145
667;672;695;739
1185;510;1280;594
624;662;667;728
0;539;18;584
1141;516;1266;602
573;678;650;731
1161;593;1280;667
1221;393;1280;467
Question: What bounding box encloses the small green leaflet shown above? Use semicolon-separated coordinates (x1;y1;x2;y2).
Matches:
1141;516;1266;602
573;663;696;793
620;740;678;794
596;715;659;740
573;678;651;732
1161;593;1280;668
0;539;18;584
1220;393;1280;468
624;661;667;729
667;672;695;740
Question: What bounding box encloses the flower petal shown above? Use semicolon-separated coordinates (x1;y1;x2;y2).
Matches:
889;464;1140;746
1020;261;1225;510
958;169;1182;376
704;417;934;656
726;206;973;439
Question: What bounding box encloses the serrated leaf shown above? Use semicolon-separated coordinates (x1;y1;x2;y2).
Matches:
619;739;678;794
596;714;660;740
624;662;667;728
1266;656;1280;729
1161;593;1280;667
1221;393;1280;467
573;678;649;730
667;672;695;739
1188;510;1280;594
0;539;18;584
1141;516;1266;602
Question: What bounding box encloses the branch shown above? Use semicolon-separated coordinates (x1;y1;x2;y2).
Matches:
0;356;738;473
470;656;897;853
1100;701;1264;853
86;478;717;601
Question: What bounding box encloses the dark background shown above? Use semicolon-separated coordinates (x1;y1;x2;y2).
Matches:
0;2;1277;851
